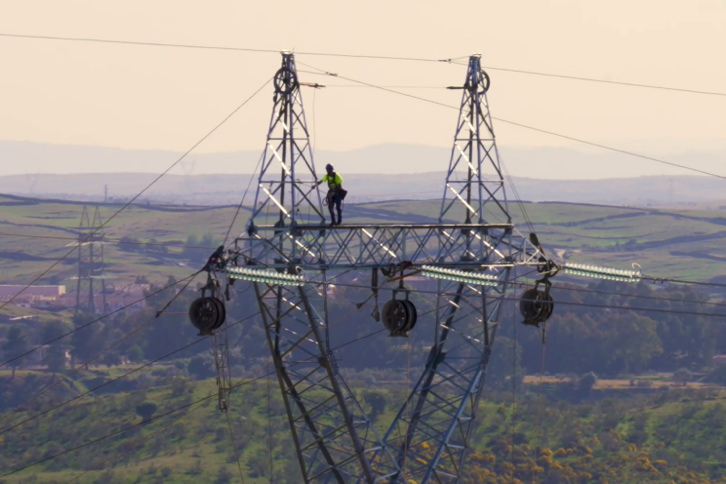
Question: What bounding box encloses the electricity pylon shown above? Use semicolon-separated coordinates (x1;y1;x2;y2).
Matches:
199;52;639;483
73;206;107;315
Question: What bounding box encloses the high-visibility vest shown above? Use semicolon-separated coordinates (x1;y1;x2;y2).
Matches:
322;172;343;190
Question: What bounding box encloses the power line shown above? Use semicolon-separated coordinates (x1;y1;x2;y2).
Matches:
3;37;723;184
225;407;247;484
3;283;719;477
303;67;726;181
0;77;271;311
546;280;726;309
545;297;726;319
4;227;725;312
0;313;258;437
223;151;265;245
0;32;278;54
1;336;203;435
4;32;725;97
0;33;459;64
483;65;726;97
316;278;726;321
641;274;726;288
0;274;197;369
0;275;206;433
1;398;209;478
3;34;725;187
493;118;726;181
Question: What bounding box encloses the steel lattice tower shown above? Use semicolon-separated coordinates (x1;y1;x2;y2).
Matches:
247;52;325;232
215;52;563;483
244;52;398;483
379;54;512;483
74;206;107;315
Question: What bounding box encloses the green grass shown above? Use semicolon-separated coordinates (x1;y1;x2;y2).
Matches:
3;194;726;289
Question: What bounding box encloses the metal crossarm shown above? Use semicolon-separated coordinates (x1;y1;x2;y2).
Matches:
233;223;544;272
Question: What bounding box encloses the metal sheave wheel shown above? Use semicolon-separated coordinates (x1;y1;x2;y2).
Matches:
382;299;409;335
382;299;418;335
519;288;554;327
400;299;418;332
209;297;227;330
189;297;223;334
273;67;298;94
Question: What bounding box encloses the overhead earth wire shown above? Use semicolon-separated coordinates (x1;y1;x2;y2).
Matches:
4;32;726;96
299;67;726;181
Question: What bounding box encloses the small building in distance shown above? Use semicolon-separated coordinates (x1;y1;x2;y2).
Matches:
0;285;66;302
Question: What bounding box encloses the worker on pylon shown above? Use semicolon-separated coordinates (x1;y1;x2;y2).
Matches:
318;164;346;226
203;245;226;271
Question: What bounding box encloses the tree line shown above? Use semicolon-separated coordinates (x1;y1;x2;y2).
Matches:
3;275;726;396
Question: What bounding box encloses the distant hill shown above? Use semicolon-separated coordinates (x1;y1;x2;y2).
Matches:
0;140;725;206
1;139;725;178
1;171;725;207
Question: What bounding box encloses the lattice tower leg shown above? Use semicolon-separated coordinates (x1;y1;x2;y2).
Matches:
253;278;399;483
376;275;506;483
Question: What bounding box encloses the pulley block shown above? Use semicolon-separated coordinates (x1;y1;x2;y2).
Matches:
381;299;417;336
465;69;491;94
189;296;226;335
519;288;554;327
478;70;491;93
273;67;298;95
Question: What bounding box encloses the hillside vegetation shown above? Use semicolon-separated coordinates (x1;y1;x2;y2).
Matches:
3;194;726;482
2;373;726;483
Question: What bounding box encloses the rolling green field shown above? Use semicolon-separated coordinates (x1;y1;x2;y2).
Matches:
3;193;726;483
2;193;725;288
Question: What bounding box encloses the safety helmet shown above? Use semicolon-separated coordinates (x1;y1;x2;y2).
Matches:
325;164;334;171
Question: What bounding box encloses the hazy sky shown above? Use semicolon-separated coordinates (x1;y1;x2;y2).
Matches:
1;0;725;178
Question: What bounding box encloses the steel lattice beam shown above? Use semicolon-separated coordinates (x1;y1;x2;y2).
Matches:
253;281;398;483
235;223;541;273
247;52;326;232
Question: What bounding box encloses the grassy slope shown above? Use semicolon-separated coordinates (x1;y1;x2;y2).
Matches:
4;196;726;481
2;373;726;483
3;194;726;284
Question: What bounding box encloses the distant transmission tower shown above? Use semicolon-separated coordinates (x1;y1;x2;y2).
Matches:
74;206;107;315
